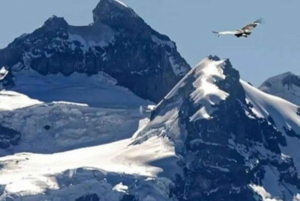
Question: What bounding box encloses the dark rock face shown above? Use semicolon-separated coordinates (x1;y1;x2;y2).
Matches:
75;194;100;201
281;73;300;90
0;124;21;149
260;72;300;91
0;67;14;89
145;56;300;200
75;194;137;201
120;195;137;201
0;0;190;103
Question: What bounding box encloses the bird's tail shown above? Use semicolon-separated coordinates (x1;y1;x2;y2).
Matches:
212;31;220;37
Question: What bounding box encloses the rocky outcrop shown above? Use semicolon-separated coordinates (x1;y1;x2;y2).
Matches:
135;56;300;200
0;0;190;103
0;67;14;90
0;124;21;149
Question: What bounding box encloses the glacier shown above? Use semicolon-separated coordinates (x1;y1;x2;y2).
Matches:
0;65;178;200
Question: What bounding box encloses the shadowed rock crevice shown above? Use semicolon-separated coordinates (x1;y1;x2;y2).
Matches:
0;124;21;149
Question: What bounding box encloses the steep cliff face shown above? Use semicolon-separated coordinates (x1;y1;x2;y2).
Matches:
134;56;300;201
259;72;300;106
0;0;190;103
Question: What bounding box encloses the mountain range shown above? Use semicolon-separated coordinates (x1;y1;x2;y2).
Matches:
1;0;300;201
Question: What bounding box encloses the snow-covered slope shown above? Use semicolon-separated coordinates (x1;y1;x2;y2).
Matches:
0;66;177;200
0;129;178;201
6;68;150;108
3;55;300;200
259;72;300;106
0;66;153;152
243;79;300;134
133;56;300;200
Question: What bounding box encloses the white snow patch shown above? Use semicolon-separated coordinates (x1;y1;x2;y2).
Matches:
249;184;281;201
294;194;300;201
189;58;229;121
0;66;8;74
112;182;128;193
0;66;8;82
113;0;128;7
0;91;43;111
0;136;177;198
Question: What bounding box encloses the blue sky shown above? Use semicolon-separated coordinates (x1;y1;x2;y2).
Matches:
0;0;299;86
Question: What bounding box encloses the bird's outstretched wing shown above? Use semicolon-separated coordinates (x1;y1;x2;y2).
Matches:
212;30;241;37
240;18;263;32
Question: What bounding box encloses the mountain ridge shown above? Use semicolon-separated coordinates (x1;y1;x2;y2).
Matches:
2;0;300;200
133;56;300;200
2;55;300;200
0;0;190;103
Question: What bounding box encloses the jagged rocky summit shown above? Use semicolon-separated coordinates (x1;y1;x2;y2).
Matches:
0;0;190;103
3;54;300;200
259;72;300;106
134;56;300;200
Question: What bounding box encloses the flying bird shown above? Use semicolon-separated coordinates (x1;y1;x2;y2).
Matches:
212;18;263;38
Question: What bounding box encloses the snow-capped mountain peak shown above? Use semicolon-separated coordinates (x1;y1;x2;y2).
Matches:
93;0;132;24
134;56;300;200
259;71;300;106
2;53;300;200
92;0;149;32
0;0;190;103
162;56;230;120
